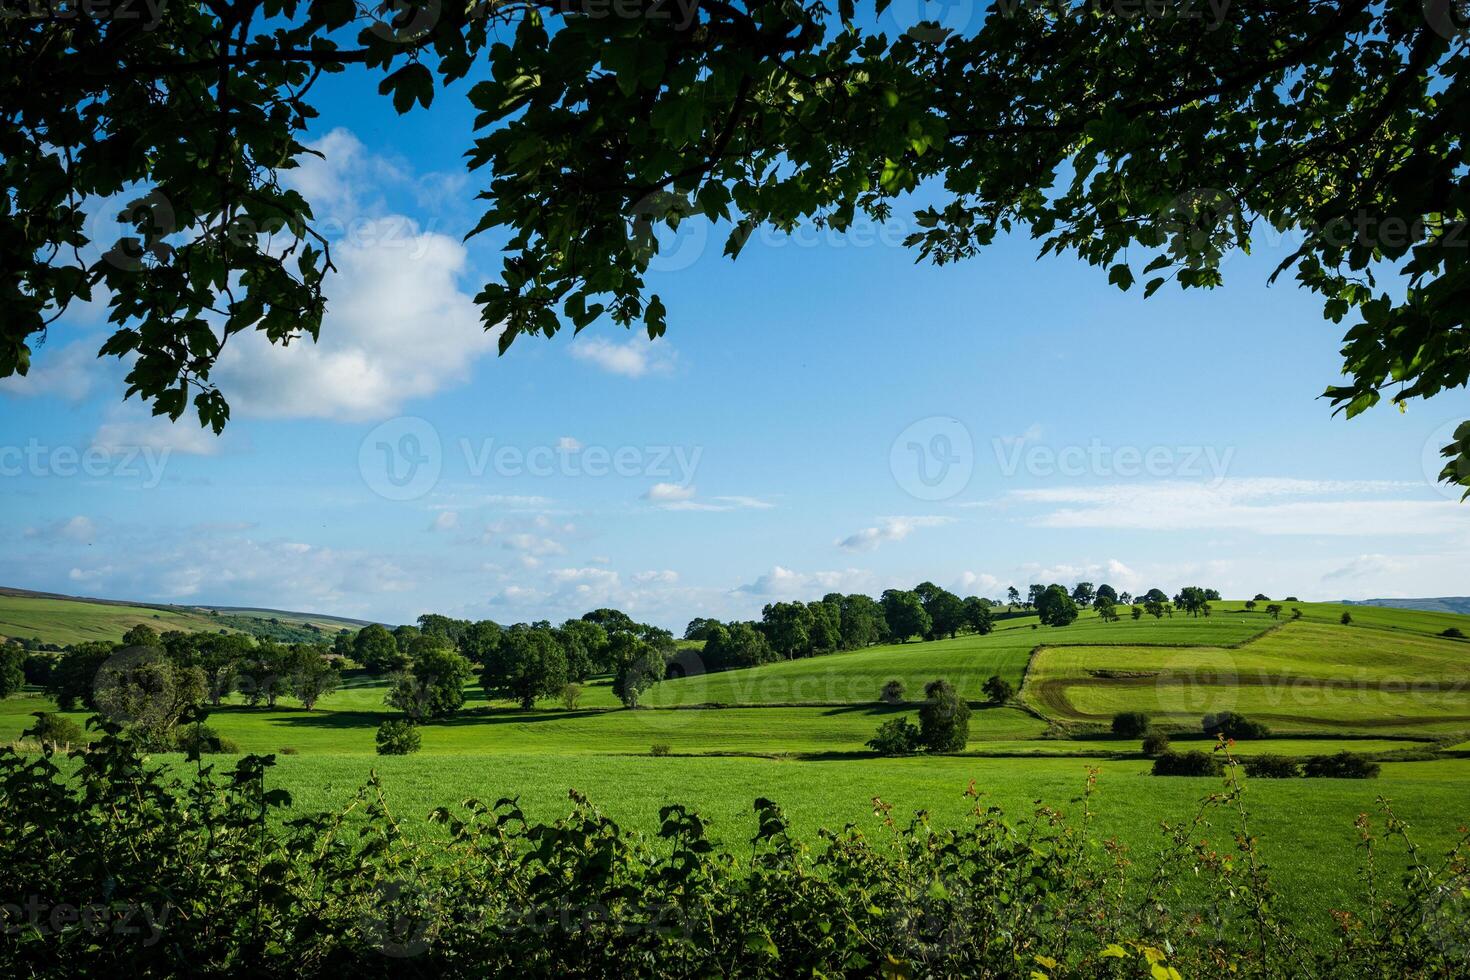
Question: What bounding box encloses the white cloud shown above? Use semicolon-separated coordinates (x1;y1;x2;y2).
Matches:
1006;478;1466;537
92;402;221;456
213;220;496;421
736;565;878;598
644;484;774;512
431;510;459;532
0;338;100;402
633;569;679;585
836;515;954;552
569;336;675;378
957;571;1002;594
1322;554;1410;582
282;128;407;225
1019;559;1143;591
644;482;697;503
26;515;98;543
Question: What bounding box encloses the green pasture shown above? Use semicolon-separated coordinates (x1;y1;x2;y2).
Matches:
1024;620;1470;733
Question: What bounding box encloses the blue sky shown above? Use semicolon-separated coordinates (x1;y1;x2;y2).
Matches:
3;45;1469;629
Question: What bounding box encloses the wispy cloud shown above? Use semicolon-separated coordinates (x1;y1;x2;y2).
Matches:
643;484;773;512
569;336;675;378
1003;478;1463;537
836;515;955;552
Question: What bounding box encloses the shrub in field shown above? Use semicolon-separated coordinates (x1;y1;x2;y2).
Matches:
174;722;238;755
880;678;905;704
375;719;421;756
1304;752;1381;779
981;674;1014;704
1203;711;1270;739
22;712;82;751
279;746;299;756
1152;750;1223;777
918;679;970;753
1442;627;1466;640
3;723;1466;977
1140;731;1171;757
649;743;671;757
562;683;584;710
1243;754;1300;779
867;717;922;756
1111;711;1150;738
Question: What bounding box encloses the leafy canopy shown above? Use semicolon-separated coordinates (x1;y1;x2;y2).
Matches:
4;2;1468;489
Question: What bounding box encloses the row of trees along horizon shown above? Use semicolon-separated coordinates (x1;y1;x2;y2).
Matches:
5;583;1270;751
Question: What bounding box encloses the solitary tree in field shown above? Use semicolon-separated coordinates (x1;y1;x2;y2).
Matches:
918;680;970;753
1341;612;1353;625
1006;587;1021;611
981;675;1014;705
1131;606;1144;621
1095;584;1119;606
1245;600;1258;612
1266;604;1284;620
1094;596;1120;623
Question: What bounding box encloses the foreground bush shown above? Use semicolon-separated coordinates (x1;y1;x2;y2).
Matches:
1303;752;1381;779
0;720;1466;977
1152;750;1223;777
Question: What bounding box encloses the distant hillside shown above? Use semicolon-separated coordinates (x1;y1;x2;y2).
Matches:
0;587;375;647
1341;597;1470;616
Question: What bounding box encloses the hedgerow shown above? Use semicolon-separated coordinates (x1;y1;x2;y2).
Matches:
1;719;1466;977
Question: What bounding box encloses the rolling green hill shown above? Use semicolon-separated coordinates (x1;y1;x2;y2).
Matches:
0;588;372;646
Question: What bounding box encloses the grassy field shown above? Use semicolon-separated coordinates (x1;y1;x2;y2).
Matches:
1025;619;1470;734
6;596;1470;937
257;752;1470;933
644;614;1271;706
